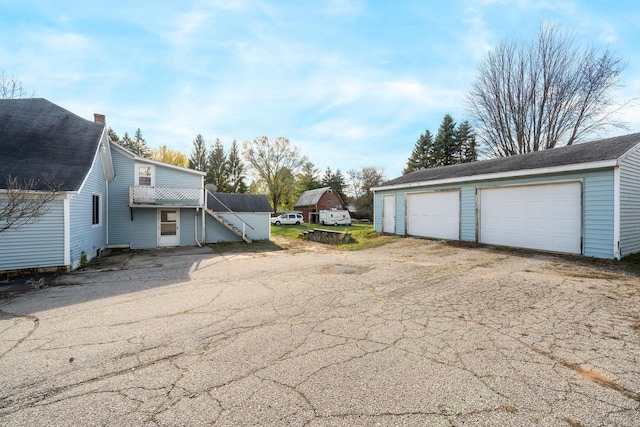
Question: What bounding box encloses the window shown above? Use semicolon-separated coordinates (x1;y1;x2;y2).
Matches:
135;164;155;187
92;194;101;227
138;166;152;186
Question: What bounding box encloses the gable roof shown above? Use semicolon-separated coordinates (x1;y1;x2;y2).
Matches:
0;98;105;191
377;133;640;190
110;142;206;176
207;192;273;212
294;187;334;207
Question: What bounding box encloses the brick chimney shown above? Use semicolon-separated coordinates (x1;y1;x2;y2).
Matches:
94;113;106;124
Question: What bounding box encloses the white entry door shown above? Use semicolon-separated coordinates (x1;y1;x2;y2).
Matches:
158;209;180;246
479;182;582;254
382;195;396;233
406;190;460;240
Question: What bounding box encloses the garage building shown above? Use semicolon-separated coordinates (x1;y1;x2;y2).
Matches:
372;133;640;259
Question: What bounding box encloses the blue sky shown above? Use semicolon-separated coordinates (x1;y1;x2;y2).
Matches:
2;0;639;180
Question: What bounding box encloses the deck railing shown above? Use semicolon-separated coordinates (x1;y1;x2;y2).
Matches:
129;186;204;207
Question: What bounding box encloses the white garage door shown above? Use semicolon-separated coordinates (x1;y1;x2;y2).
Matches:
406;190;460;240
479;182;582;254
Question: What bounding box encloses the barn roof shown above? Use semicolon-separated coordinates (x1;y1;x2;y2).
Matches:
207;192;273;213
294;187;332;207
0;98;105;191
377;133;640;189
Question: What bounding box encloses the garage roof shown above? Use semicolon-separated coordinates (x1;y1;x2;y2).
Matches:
207;192;273;213
378;133;640;189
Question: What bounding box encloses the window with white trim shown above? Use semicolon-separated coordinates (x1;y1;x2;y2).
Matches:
135;164;154;187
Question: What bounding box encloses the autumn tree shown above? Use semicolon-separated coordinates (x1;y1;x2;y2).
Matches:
0;176;61;233
150;146;189;168
189;134;207;172
466;23;626;157
242;136;306;212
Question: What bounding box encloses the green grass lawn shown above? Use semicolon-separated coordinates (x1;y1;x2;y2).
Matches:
270;221;398;251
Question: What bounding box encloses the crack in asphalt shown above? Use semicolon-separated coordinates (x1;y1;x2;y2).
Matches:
0;240;639;425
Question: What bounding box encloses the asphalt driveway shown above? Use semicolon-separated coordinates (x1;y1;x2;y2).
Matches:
0;239;639;426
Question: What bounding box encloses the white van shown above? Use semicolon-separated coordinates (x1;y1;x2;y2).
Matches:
319;209;352;226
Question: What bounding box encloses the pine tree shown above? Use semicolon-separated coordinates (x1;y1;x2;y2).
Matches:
226;140;247;193
189;134;208;171
107;127;120;144
403;130;433;174
121;132;134;152
432;114;459;166
456;121;477;163
296;161;321;193
321;167;348;207
206;138;228;191
132;128;151;158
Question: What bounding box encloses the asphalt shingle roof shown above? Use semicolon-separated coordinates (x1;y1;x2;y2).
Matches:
381;133;640;188
207;192;273;213
294;187;331;207
0;98;105;191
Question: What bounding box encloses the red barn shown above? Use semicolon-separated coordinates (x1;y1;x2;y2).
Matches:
294;187;345;223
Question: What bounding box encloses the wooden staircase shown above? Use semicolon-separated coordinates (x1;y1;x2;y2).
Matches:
205;208;252;243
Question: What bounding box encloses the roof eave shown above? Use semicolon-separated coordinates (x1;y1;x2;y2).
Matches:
372;159;618;192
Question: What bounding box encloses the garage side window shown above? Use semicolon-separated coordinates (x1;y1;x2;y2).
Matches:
92;193;101;227
134;164;155;187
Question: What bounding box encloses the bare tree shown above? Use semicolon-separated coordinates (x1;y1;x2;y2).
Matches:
242;136;307;212
466;23;627;157
0;71;34;99
348;167;385;219
1;176;61;233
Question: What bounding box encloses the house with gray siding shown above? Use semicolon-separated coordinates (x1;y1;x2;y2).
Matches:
372;133;640;260
0;98;271;272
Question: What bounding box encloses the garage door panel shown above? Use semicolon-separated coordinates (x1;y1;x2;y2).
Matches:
406;191;459;240
480;183;581;254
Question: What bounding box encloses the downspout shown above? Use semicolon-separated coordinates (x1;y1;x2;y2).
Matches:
105;179;109;245
202;187;206;244
194;209;201;247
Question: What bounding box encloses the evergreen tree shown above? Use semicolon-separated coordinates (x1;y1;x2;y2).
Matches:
132;128;151;158
456;121;477;163
107;127;120;144
189;134;208;171
321;167;348;207
206;138;228;191
296;161;321;193
121;132;134;152
226;140;247;193
403;130;433;174
432;114;458;167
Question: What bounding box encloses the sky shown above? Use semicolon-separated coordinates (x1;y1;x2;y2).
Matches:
1;0;639;180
